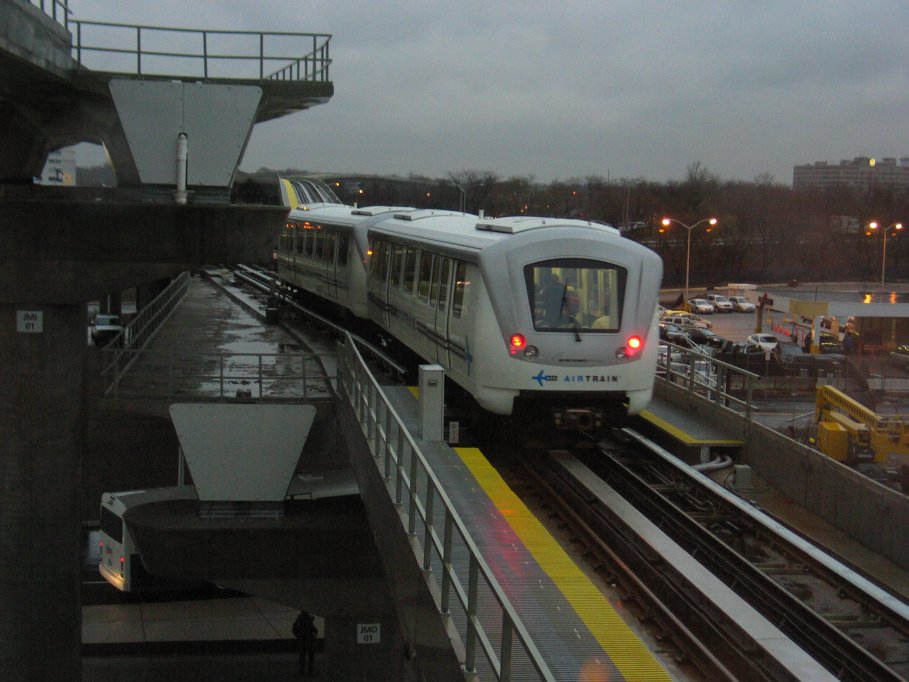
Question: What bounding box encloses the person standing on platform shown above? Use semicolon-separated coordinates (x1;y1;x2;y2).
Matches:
293;611;318;677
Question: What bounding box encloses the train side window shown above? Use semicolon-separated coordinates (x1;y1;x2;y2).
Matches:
369;241;389;281
452;262;469;318
436;258;451;311
296;228;304;254
429;256;441;307
322;233;335;263
390;245;405;288
337;234;349;267
304;230;315;257
403;248;417;295
417;252;433;301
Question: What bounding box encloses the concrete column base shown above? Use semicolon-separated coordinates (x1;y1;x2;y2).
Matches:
322;614;412;681
0;302;85;679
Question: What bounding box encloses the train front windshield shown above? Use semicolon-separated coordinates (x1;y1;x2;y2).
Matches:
526;259;627;332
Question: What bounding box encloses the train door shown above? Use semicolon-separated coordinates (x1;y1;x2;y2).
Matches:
446;260;473;383
431;256;452;367
412;250;437;361
367;239;392;329
335;232;351;309
385;244;408;340
322;231;337;301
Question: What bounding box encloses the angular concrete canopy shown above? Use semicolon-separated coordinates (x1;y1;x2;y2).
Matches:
170;403;317;501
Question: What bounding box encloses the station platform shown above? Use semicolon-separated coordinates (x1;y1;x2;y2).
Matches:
636;395;745;463
372;384;674;680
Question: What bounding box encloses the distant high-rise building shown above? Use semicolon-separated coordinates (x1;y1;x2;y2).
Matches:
37;148;77;186
792;156;909;192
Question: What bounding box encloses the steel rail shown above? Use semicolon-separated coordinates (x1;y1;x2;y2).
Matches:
600;428;908;681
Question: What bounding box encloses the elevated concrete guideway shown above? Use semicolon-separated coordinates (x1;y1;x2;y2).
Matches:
1;0;333;191
0;3;334;679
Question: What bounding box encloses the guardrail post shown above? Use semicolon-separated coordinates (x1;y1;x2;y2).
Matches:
465;557;479;673
440;512;453;614
422;484;434;570
500;616;514;682
202;32;208;78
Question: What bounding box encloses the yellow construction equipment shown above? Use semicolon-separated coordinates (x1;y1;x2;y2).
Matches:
815;385;909;466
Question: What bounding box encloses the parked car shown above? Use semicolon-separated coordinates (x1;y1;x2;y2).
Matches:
705;293;734;313
890;345;909;367
728;295;755;313
658;321;687;343
745;333;781;353
686;298;714;315
90;314;123;346
661;312;713;330
685;327;724;348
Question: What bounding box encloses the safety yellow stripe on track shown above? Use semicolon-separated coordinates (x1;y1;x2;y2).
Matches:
639;409;743;446
455;447;671;681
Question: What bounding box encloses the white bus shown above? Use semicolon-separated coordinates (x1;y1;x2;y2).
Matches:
98;486;197;592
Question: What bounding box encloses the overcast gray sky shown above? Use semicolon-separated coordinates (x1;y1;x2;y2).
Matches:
73;1;909;184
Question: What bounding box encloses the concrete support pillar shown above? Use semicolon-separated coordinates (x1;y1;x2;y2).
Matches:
323;614;409;681
0;303;85;680
101;290;122;316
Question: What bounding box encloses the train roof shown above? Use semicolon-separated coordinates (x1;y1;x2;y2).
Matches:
370;211;626;252
288;204;639;258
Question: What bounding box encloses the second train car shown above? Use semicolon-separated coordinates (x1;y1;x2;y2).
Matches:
275;205;662;426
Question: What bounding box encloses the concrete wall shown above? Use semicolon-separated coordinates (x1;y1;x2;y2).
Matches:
0;0;72;77
654;380;909;570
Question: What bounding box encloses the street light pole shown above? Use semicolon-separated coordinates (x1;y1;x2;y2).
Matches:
661;216;718;301
867;221;903;292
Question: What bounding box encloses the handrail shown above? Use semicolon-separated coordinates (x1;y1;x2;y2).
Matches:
101;272;190;395
656;340;759;418
68;19;331;82
101;348;329;402
337;334;555;681
29;0;70;28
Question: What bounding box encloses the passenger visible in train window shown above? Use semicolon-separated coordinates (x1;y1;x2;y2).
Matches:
592;306;612;330
541;273;567;325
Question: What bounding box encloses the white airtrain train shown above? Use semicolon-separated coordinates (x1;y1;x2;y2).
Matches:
275;203;662;427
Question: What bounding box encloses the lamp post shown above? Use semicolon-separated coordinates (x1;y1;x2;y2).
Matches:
867;221;903;291
661;216;718;301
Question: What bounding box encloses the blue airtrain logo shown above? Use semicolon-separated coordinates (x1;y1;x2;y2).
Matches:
532;370;619;387
532;370;558;387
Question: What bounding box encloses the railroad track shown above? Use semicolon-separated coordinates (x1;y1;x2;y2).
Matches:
504;430;909;681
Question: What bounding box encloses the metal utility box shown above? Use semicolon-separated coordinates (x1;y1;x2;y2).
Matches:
419;365;444;441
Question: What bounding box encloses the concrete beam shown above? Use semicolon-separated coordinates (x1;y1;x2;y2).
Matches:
0;190;287;304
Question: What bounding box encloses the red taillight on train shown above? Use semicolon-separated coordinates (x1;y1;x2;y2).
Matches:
616;335;643;359
509;334;526;351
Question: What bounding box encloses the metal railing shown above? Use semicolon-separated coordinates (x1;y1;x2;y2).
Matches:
29;0;70;27
101;271;188;396
338;335;554;681
68;19;330;82
102;348;331;402
656;341;759;418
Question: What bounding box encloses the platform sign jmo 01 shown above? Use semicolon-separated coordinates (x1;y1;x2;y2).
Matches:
356;622;381;644
17;310;43;333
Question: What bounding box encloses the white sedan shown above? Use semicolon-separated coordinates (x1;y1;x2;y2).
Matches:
746;333;781;352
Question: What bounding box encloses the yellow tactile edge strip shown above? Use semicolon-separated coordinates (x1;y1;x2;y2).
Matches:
639;409;744;447
455;447;671;681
